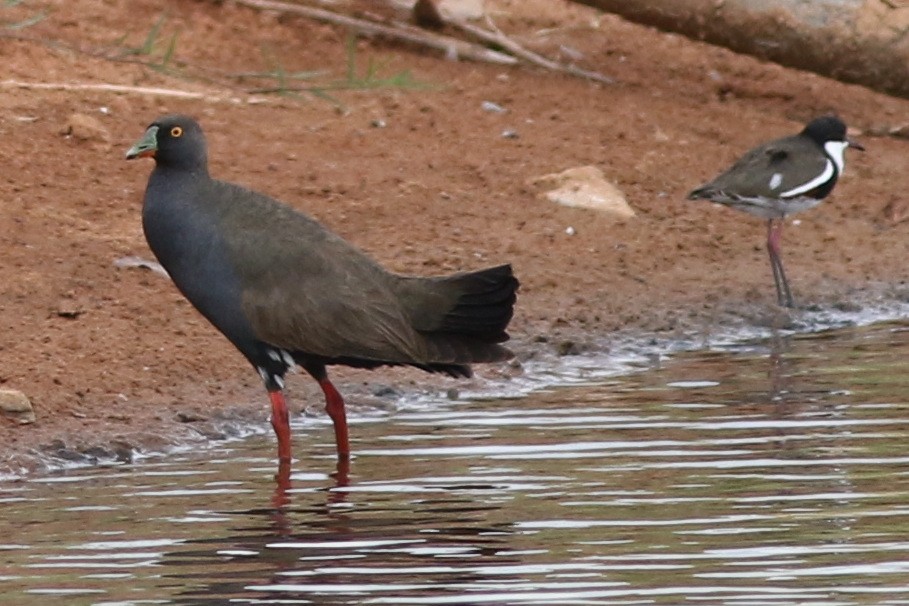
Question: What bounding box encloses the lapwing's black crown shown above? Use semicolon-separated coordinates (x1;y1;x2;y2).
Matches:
801;115;847;146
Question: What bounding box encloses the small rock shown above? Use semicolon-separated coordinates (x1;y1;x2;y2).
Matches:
372;385;399;398
196;427;227;440
880;199;909;225
436;0;485;21
0;389;35;424
113;256;169;278
110;441;135;463
501;129;519;139
56;299;84;319
61;113;110;143
530;165;635;219
79;445;114;461
557;340;583;356
176;411;207;423
482;100;506;113
833;300;862;313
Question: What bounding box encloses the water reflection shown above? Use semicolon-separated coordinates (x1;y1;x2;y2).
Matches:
1;321;908;605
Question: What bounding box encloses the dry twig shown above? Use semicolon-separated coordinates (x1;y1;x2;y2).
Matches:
451;15;614;84
233;0;613;84
0;79;266;103
232;0;518;65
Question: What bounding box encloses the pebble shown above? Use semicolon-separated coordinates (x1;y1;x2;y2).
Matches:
482;100;506;113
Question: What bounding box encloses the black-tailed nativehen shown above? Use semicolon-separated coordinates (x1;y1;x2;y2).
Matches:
126;115;518;465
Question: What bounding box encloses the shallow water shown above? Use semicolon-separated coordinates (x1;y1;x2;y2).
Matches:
2;321;909;605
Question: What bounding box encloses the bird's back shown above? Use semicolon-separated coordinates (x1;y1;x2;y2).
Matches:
142;166;517;373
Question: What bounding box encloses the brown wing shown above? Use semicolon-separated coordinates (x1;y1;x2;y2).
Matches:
210;182;430;364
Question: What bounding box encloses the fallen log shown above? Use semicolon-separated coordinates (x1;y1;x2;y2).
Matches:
572;0;909;99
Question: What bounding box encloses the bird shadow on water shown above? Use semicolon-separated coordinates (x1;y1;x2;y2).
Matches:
270;457;350;535
158;458;356;603
159;454;514;604
732;329;819;412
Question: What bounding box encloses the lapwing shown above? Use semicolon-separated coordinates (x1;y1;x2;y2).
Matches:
688;115;863;308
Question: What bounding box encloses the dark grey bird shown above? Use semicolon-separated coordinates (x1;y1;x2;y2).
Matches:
688;115;863;307
126;115;518;466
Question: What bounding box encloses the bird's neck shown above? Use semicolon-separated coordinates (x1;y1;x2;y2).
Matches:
152;162;209;179
823;141;848;176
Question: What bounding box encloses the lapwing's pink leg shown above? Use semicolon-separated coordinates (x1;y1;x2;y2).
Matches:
766;219;793;308
268;390;293;462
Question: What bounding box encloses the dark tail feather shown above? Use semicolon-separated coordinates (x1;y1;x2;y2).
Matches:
436;264;518;341
392;263;518;367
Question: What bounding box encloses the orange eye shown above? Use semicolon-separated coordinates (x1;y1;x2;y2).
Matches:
170;126;183;137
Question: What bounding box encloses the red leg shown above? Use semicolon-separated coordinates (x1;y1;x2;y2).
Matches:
317;377;350;459
268;389;293;462
334;457;351;488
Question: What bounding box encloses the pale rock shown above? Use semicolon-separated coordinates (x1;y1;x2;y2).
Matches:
399;0;485;21
437;0;485;20
531;165;635;219
0;389;35;425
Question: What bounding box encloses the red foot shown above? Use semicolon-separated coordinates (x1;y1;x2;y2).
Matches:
333;457;351;488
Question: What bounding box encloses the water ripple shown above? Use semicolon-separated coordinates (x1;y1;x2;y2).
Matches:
0;321;908;604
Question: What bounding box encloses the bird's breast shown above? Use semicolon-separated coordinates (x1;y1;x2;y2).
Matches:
141;177;256;353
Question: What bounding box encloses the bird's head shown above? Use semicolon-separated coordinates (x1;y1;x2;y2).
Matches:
126;114;209;171
802;115;864;151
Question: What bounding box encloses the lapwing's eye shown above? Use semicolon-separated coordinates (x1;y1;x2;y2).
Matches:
170;126;183;138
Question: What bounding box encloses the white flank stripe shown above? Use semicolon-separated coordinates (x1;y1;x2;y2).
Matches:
781;159;834;198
